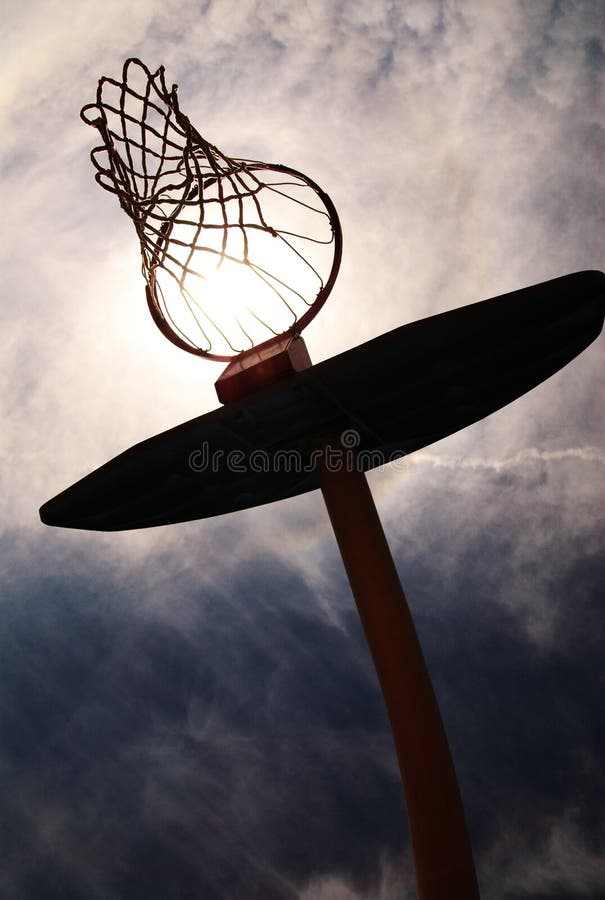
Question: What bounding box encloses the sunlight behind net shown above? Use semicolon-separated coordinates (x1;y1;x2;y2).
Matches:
80;58;341;360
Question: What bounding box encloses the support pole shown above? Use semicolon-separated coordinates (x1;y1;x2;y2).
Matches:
317;452;480;900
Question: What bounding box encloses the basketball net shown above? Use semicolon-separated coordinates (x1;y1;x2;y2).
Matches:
81;58;342;360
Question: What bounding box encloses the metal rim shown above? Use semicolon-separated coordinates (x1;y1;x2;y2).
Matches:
145;163;343;362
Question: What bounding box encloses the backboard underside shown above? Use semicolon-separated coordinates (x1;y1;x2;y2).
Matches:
40;271;605;531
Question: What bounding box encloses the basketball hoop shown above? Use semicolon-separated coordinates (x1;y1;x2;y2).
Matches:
81;58;342;362
65;57;605;900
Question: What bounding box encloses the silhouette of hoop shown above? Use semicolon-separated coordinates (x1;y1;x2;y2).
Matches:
81;59;342;361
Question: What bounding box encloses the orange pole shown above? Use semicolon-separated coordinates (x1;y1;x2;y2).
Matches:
317;452;480;900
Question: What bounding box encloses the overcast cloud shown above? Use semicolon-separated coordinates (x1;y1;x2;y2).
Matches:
1;1;604;898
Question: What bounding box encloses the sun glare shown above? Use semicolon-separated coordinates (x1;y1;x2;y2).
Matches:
200;254;297;349
152;216;333;357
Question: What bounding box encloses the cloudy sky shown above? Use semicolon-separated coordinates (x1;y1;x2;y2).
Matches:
2;1;604;898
